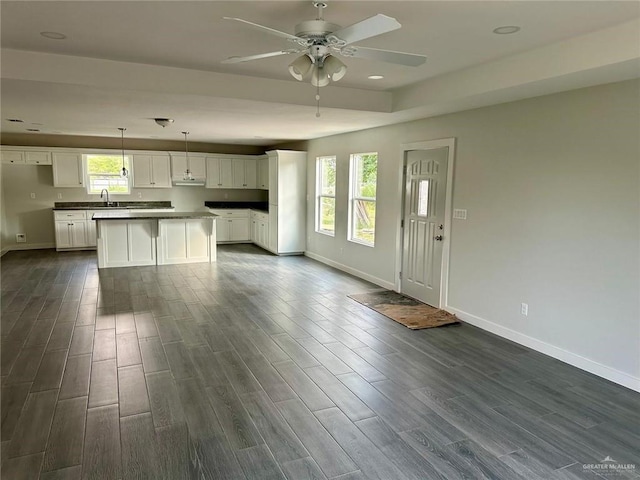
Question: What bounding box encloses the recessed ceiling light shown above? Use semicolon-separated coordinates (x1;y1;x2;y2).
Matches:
368;75;384;80
493;26;521;35
26;128;40;132
7;118;24;123
40;31;67;40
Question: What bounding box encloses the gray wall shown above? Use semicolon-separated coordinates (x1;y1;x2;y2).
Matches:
304;79;640;388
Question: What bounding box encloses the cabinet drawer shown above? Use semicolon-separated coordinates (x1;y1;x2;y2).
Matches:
54;211;86;221
208;209;249;218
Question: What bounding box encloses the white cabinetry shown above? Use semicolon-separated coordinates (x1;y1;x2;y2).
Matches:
132;155;172;188
250;210;270;250
1;149;51;165
266;150;307;255
1;151;25;164
257;156;269;190
52;153;84;187
54;211;89;249
209;209;250;242
157;218;216;265
170;154;206;182
232;158;257;189
206;157;234;188
97;220;157;268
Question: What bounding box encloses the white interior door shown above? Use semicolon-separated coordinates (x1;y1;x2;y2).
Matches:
401;147;448;307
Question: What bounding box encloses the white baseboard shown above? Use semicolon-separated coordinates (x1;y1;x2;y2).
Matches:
1;242;56;256
304;251;395;291
448;306;640;393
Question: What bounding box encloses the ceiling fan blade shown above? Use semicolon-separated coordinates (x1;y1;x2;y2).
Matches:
223;17;301;41
329;14;401;46
221;50;298;64
342;46;426;67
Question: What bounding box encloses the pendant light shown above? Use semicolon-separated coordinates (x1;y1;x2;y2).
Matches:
118;128;128;177
182;131;193;181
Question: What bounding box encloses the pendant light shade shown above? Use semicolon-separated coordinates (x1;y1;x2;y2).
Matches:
118;128;128;177
182;131;193;181
323;55;347;81
288;54;314;81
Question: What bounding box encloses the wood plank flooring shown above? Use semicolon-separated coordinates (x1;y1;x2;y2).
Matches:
1;244;639;479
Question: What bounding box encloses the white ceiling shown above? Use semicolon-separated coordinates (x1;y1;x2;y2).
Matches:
1;1;639;146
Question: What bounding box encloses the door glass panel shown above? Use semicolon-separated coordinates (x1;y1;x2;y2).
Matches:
418;180;429;216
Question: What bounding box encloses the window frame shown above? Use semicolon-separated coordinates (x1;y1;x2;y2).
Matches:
315;155;337;237
84;153;132;195
348;152;378;247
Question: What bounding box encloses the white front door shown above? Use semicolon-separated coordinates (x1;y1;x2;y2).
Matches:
401;147;448;307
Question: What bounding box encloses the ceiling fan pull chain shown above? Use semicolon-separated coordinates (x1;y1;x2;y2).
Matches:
316;64;321;117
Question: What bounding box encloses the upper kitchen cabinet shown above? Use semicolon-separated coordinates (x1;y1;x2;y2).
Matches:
205;157;234;188
53;153;84;187
170;154;206;183
232;158;257;189
257;156;269;190
133;155;172;188
1;149;52;165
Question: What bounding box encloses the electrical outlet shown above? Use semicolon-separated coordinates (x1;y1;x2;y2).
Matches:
137;192;142;199
521;303;528;316
30;193;36;199
57;193;63;199
16;233;26;243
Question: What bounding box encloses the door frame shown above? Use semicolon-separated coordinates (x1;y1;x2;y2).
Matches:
395;138;456;308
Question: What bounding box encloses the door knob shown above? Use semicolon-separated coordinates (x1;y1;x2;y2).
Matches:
434;235;443;241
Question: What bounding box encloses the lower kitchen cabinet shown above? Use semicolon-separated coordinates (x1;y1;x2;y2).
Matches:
54;210;89;250
208;209;250;242
96;220;157;268
250;210;270;250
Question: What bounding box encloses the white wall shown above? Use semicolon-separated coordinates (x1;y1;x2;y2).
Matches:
304;79;640;391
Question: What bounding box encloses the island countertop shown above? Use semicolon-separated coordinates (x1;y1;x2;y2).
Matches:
92;211;218;221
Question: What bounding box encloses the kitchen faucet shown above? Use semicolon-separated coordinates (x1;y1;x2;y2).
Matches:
100;189;111;206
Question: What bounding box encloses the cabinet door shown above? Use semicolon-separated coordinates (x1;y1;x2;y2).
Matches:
55;221;73;249
257;159;269;189
171;155;188;179
232;159;245;188
251;219;258;243
206;158;221;188
220;159;234;188
244;159;257;189
229;217;250;241
52;153;84;187
151;156;172;188
70;222;88;247
25;151;52;165
189;157;206;179
133;155;153;187
1;151;25;164
216;218;230;242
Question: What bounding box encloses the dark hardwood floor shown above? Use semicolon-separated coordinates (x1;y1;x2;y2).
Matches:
1;244;639;479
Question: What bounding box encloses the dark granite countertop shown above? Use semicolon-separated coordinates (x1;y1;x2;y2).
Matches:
204;201;268;212
92;211;217;221
53;201;174;210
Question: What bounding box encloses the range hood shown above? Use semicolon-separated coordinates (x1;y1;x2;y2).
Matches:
172;177;205;186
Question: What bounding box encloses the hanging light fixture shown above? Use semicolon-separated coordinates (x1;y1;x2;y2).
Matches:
182;131;193;181
118;127;128;177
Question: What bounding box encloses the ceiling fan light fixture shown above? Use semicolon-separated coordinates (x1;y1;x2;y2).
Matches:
288;54;314;81
310;67;330;88
323;55;347;81
154;118;174;128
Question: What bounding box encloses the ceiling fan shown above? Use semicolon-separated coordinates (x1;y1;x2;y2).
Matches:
222;1;426;88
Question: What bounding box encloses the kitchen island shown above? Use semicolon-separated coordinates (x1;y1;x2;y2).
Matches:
92;211;217;268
